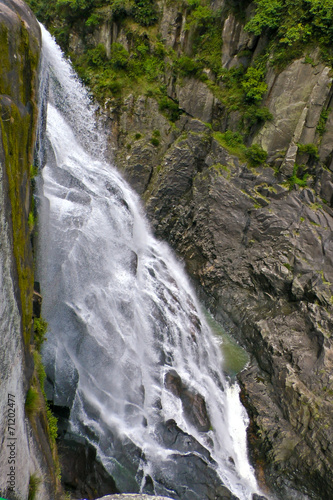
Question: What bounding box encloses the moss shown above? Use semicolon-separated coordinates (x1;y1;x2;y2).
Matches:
25;387;41;417
213;131;247;161
0;20;40;344
310;202;323;211
210;163;231;180
28;473;42;500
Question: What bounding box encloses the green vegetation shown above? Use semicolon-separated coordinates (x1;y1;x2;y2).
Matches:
158;96;182;122
242;66;268;103
150;137;160;147
25;0;272;133
245;144;268;166
297;142;319;159
34;317;48;351
213;130;268;167
32;327;59;448
245;0;333;67
25;387;41;417
28;474;41;500
317;109;330;136
0;22;39;344
284;164;309;190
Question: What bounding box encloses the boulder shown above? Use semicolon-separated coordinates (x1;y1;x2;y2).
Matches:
165;370;211;432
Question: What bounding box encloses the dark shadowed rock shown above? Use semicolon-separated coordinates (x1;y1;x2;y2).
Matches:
58;433;119;499
164;370;211;432
153;419;239;500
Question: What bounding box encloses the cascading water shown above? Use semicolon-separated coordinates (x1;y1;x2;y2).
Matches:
36;26;262;500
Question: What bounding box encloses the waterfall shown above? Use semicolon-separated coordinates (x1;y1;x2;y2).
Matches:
36;26;261;500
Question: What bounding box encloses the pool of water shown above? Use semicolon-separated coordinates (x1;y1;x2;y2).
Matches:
204;310;249;377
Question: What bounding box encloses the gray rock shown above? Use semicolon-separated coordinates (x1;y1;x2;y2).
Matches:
222;13;257;69
256;56;332;167
176;78;216;123
143;132;333;499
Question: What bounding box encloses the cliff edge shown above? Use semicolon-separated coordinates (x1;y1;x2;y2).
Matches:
0;1;61;499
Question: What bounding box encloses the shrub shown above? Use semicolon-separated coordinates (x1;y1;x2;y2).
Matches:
159;96;182;122
245;0;333;64
243;105;273;128
316;109;330;136
242;66;268;103
132;0;158;26
34;317;48;352
111;43;129;69
297;142;319;159
46;406;58;444
110;0;134;21
285;164;309;189
245;144;268;166
175;55;203;77
86;44;108;68
150;137;160;147
244;0;284;36
223;130;244;147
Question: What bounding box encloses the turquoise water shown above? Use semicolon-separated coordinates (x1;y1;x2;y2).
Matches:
204;310;249;377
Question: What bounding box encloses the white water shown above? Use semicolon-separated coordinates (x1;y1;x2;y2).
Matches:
37;26;260;499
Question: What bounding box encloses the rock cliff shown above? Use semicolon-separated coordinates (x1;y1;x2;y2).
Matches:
25;0;333;498
0;1;61;499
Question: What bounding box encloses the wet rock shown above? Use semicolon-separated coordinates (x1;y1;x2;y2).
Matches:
129;251;138;275
153;420;239;500
144;134;333;499
165;370;211;432
58;433;119;499
32;286;42;318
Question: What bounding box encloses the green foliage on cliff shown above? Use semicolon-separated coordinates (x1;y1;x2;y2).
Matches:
246;0;333;65
34;317;48;351
26;0;272;136
242;66;268;103
213;130;268;167
25;387;41;416
0;23;39;344
33;351;59;446
28;474;41;500
297;142;319;159
284;164;309;189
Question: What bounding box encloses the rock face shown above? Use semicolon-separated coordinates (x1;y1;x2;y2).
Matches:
164;370;211;432
26;0;333;499
0;1;60;499
143;121;333;499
